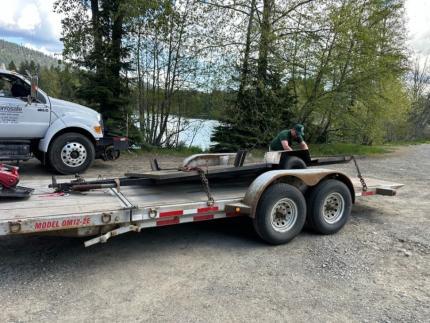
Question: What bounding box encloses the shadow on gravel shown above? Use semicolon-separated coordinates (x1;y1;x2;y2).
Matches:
350;203;385;224
14;159;116;178
0;217;261;272
0;203;387;286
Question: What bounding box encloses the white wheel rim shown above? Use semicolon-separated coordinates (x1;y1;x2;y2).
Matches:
60;142;87;168
270;198;298;232
322;192;345;224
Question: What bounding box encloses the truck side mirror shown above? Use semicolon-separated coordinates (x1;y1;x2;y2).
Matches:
30;75;38;101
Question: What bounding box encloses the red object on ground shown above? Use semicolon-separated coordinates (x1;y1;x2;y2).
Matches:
0;164;20;189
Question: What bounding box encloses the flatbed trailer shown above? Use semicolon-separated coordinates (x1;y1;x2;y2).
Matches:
0;161;403;247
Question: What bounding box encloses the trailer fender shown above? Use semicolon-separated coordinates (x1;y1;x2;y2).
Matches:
243;169;355;218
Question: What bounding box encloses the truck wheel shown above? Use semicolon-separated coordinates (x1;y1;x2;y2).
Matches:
253;183;306;245
48;132;95;174
306;179;352;234
281;156;307;169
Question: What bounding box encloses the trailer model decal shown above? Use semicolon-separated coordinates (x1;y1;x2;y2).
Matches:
34;216;91;231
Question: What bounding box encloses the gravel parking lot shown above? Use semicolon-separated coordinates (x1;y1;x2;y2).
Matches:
0;145;429;322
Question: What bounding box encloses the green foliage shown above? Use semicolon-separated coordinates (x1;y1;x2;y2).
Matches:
54;0;134;137
7;61;17;71
38;64;83;103
3;0;418;150
286;0;409;145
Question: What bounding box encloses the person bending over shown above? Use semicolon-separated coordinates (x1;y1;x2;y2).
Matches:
270;124;308;151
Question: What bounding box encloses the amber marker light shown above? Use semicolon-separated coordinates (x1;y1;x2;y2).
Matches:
94;125;103;134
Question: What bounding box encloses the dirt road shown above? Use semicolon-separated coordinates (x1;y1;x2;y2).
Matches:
0;145;429;322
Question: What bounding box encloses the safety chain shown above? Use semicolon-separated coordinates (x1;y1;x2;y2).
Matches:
180;166;214;206
197;168;215;206
351;156;368;192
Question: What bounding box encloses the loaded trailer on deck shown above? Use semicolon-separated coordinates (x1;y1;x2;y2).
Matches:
0;151;403;247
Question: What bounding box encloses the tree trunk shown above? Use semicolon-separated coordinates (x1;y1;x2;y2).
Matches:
257;0;273;87
238;0;256;98
90;0;103;74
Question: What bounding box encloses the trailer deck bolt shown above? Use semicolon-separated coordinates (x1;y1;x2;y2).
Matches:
101;213;111;223
9;222;21;233
148;209;157;219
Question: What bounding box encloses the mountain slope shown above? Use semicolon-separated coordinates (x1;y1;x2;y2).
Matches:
0;39;60;69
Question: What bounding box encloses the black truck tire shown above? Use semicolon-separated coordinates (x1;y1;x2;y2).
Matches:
48;132;95;174
281;156;307;169
253;183;306;245
306;179;352;234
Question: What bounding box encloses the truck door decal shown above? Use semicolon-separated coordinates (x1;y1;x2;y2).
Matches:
0;104;23;124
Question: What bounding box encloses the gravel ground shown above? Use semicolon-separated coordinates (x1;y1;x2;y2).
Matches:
0;145;429;322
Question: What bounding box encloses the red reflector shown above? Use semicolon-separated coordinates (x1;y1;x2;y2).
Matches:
193;214;214;222
226;212;236;217
197;206;219;213
156;218;180;226
362;191;375;196
113;137;128;142
159;210;183;218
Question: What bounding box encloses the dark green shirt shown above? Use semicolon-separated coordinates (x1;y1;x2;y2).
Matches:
270;129;303;150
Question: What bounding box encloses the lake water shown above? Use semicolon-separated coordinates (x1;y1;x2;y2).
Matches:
172;117;220;150
137;116;220;150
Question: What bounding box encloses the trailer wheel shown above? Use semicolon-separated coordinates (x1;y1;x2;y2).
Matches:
306;179;352;234
281;156;307;169
253;183;306;245
48;132;95;174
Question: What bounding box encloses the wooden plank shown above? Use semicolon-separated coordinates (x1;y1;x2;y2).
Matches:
128;163;271;180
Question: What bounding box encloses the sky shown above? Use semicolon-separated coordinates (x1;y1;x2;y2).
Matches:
0;0;429;59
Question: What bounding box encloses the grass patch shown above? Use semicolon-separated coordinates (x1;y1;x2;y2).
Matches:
309;143;392;156
383;139;430;146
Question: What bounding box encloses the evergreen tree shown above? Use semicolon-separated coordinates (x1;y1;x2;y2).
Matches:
54;0;132;136
8;61;17;71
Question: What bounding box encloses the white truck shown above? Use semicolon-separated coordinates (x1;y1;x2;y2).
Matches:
0;69;128;174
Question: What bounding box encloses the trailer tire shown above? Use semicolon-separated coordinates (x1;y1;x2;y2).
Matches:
281;156;307;169
306;179;352;234
48;132;95;174
253;183;306;245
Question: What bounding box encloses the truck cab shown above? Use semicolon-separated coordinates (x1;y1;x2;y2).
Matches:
0;69;127;174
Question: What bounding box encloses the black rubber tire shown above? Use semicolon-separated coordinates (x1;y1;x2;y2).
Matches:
253;183;306;245
306;179;352;234
281;156;307;169
48;132;95;175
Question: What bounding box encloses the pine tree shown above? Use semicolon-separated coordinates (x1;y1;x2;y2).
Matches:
54;0;132;136
8;61;17;71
